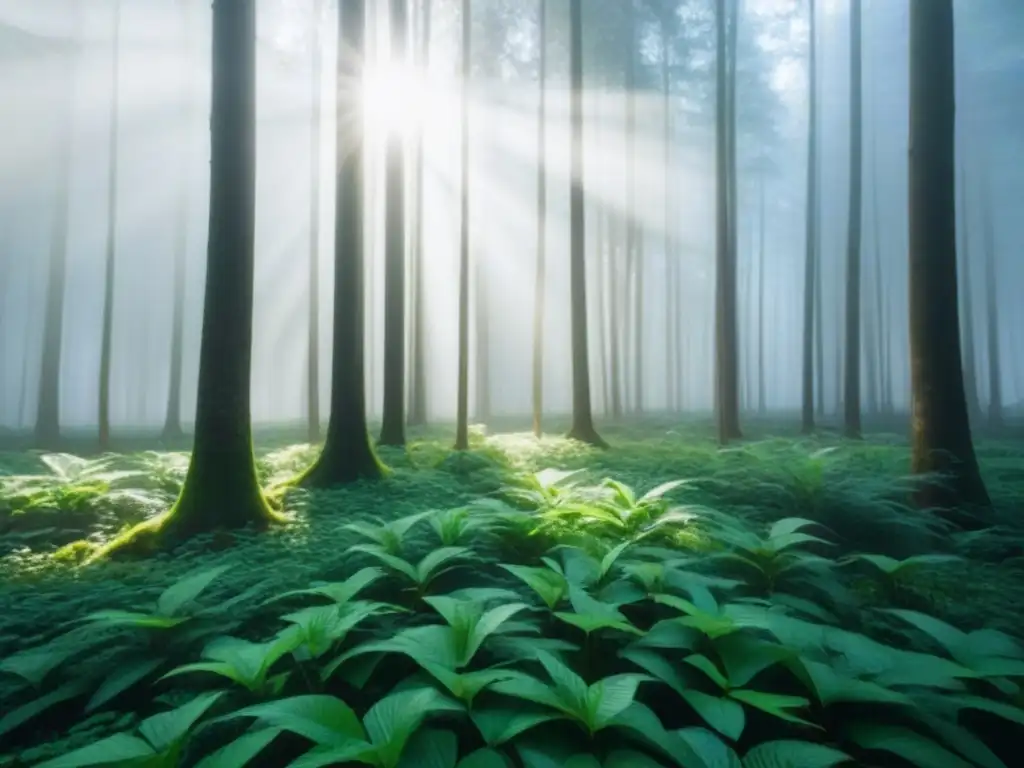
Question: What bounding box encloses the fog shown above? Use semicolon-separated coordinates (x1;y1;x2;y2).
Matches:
0;0;1021;435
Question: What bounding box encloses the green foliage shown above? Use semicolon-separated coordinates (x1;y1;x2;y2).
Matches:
1;427;1022;766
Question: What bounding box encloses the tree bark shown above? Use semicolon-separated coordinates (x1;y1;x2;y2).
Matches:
454;0;471;450
908;0;990;510
306;0;323;444
801;0;818;433
842;0;863;439
980;166;1002;429
531;0;547;437
957;163;981;421
566;0;605;447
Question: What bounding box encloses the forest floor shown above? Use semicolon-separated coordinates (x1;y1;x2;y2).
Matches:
1;418;1024;766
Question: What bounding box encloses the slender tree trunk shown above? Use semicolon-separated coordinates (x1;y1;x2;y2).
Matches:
531;0;547;437
35;19;78;450
163;0;193;442
625;11;641;414
842;0;863;438
714;0;741;443
153;0;278;545
98;0;121;451
908;0;990;510
957;164;980;420
454;0;471;450
801;0;818;433
379;0;409;446
306;0;323;444
473;220;490;423
980;166;1002;430
594;205;609;417
407;0;432;428
757;175;766;415
302;0;384;483
566;0;605;446
608;213;622;419
661;23;674;412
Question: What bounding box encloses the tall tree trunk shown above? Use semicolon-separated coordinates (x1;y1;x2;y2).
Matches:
842;0;863;439
757;175;766;415
714;0;741;443
980;166;1002;430
531;0;547;437
957;164;980;420
626;10;641;414
566;0;605;446
608;214;623;419
98;0;121;451
473;223;490;423
35;16;78;450
407;0;431;428
151;0;279;546
801;0;818;433
302;0;384;483
306;0;323;443
379;0;409;446
163;0;192;443
454;0;471;450
661;22;674;412
907;0;989;510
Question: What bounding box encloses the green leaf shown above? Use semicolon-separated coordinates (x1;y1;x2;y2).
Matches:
351;545;420;582
397;728;458;768
272;567;385;605
364;687;463;768
846;723;974;768
611;702;710;768
82;610;187;630
33;733;156;768
289;742;376;768
727;690;813;727
606;750;669;768
621;648;687;698
676;728;741;768
500;563;568;609
223;694;364;746
489;671;570;714
157;565;231;616
0;679;90;738
138;691;225;751
470;706;564;746
683;655;728;690
416;546;473;585
86;657;164;712
194;728;282;768
682;691;746;741
950;695;1024;725
588;674;653;730
742;740;851;768
463;602;530;663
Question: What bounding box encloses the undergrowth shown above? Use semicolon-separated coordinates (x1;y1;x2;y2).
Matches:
0;423;1022;766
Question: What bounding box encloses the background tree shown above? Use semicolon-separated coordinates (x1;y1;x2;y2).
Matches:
801;0;818;434
454;0;471;451
306;0;323;444
842;0;863;439
531;0;547;438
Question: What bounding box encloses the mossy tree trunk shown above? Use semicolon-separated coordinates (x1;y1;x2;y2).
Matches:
303;0;385;483
454;0;471;451
842;0;863;439
379;0;409;447
907;0;990;511
159;0;279;542
566;0;606;448
306;0;323;445
531;0;547;438
98;0;121;452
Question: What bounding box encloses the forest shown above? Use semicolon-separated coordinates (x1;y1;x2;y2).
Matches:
0;0;1023;765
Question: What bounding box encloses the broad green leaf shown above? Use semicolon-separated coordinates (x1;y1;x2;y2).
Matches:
0;679;90;738
500;564;567;609
138;691;225;752
86;657;164;712
606;750;669;767
272;567;385;605
742;740;851;768
536;651;589;709
0;643;88;687
683;655;728;690
554;611;643;636
289;741;376;768
421;662;519;705
950;695;1024;725
350;545;420;582
676;728;741;768
470;706;563;746
588;674;653;730
464;602;530;665
416;547;473;584
157;565;231;616
397;728;457;768
364;688;463;768
33;733;156;768
621;648;687;697
682;691;745;741
223;694;364;746
457;748;512;768
881;610;967;655
727;690;813;727
639;479;688;503
598;541;633;581
82;610;187;630
195;728;282;768
489;671;571;714
611;702;710;768
846;723;975;768
714;635;790;688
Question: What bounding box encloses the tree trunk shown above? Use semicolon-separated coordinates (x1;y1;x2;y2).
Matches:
801;0;818;433
98;0;121;451
454;0;471;450
980;166;1002;430
407;0;432;428
907;0;990;510
626;10;641;414
757;175;766;415
153;0;279;544
957;165;980;421
302;0;384;483
842;0;863;439
306;0;323;444
594;205;609;417
714;0;741;443
531;0;547;437
661;22;674;412
566;0;605;447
